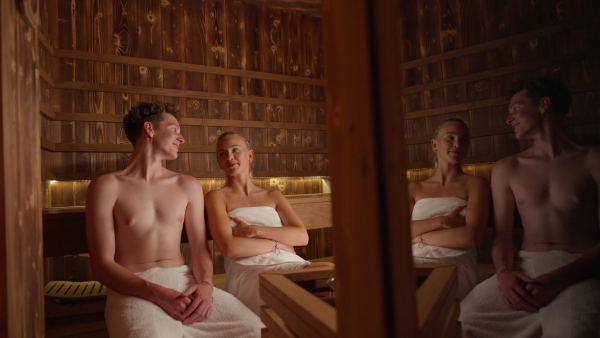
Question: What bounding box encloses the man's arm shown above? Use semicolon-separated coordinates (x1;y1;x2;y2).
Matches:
85;175;192;321
490;159;538;312
179;176;214;324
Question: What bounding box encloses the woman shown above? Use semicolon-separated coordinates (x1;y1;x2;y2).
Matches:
408;118;490;300
205;131;333;315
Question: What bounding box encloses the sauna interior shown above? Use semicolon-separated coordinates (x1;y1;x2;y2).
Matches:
1;0;600;337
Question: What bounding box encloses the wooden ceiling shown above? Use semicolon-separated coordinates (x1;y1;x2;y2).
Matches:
237;0;321;17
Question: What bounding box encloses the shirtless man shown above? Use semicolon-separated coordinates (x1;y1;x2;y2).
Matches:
460;77;600;337
86;102;261;337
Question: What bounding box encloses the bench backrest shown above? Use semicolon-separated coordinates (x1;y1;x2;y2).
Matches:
43;195;332;258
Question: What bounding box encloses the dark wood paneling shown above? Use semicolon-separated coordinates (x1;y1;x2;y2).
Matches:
39;0;326;181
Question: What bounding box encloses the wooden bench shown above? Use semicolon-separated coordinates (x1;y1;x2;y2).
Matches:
42;194;333;337
43;193;502;337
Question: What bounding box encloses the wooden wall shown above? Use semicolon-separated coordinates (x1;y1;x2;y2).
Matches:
1;0;44;336
400;0;600;169
38;0;327;182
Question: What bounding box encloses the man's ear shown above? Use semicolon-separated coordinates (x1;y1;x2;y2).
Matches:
143;121;154;138
539;96;550;115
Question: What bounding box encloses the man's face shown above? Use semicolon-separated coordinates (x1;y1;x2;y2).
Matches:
153;113;184;160
506;90;542;140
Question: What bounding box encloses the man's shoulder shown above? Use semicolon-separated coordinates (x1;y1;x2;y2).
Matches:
89;171;122;187
493;154;521;171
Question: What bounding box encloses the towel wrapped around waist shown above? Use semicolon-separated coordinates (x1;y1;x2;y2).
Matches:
105;265;262;338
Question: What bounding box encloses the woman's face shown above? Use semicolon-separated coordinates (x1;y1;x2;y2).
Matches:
216;135;253;176
431;122;470;164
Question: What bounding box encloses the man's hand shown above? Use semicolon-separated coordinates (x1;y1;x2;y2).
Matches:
153;287;193;322
525;270;568;309
497;270;538;312
230;217;257;237
181;283;214;324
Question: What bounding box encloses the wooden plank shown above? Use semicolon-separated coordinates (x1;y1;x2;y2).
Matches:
53;80;325;108
43;11;322;88
403;49;600;94
50;111;326;130
1;0;44;335
238;0;321;18
260;307;297;338
46;141;328;154
259;273;336;338
400;20;600;69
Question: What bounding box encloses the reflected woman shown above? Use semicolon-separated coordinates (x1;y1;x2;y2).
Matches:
205;131;333;315
408;118;490;300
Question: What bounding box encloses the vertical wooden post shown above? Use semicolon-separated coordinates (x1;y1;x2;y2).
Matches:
322;0;417;337
0;0;44;336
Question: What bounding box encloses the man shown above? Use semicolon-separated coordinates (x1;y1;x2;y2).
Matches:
460;77;600;337
86;102;262;337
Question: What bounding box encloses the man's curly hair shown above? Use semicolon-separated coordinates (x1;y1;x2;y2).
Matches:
123;102;181;145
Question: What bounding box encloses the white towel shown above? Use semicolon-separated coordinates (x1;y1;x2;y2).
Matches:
225;206;310;315
460;250;600;338
105;265;262;338
411;197;477;300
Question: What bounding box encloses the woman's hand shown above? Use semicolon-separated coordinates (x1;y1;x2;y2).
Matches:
230;216;256;237
277;241;296;254
440;205;466;229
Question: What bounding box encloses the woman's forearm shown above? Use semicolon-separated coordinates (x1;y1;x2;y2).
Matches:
253;226;309;246
410;217;443;238
419;225;481;248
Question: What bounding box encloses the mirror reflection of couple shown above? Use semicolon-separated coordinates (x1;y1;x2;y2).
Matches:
87;77;599;338
411;77;600;338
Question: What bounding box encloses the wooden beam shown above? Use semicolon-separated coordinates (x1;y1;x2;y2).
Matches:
37;38;324;86
41;139;328;154
47;111;327;131
42;170;328;182
404;115;600;146
402;49;600;94
400;20;599;70
238;0;322;18
405;97;506;120
53;80;326;108
322;0;417;336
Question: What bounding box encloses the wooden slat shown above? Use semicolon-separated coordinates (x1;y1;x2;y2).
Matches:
288;196;331;229
415;265;458;337
405;97;507;120
42;139;328;154
43;46;324;87
53;80;326;108
259;272;336;338
405;114;600;146
401;20;599;69
238;0;321;18
48;111;326;131
43;170;328;181
260;307;297;338
403;49;600;94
